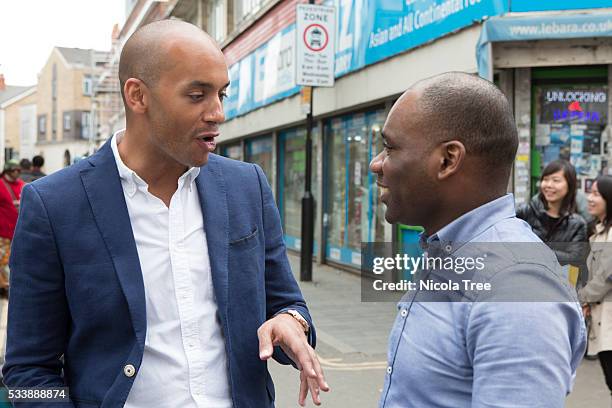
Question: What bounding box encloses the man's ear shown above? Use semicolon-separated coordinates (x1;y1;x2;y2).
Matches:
124;78;148;114
436;140;465;181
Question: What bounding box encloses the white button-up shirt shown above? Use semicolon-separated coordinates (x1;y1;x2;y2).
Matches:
111;131;232;408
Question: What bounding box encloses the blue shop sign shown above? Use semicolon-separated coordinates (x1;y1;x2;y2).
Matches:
510;0;612;12
334;0;508;77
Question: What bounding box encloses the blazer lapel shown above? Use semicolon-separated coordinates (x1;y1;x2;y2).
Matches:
79;141;147;349
196;155;229;321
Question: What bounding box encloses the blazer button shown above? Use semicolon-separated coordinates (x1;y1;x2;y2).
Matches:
124;364;136;378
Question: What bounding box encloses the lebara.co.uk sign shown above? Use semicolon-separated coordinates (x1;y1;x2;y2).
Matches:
296;4;336;87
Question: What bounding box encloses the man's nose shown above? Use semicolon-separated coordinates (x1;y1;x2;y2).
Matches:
203;97;225;124
370;151;384;174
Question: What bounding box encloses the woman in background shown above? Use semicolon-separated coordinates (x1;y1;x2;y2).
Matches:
516;159;588;269
579;175;612;400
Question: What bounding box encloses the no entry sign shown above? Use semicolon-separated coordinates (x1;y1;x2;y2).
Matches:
296;4;336;87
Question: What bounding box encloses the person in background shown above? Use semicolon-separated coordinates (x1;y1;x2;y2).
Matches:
0;160;24;277
0;161;18;404
579;175;612;404
28;155;46;182
516;160;588;271
18;159;32;183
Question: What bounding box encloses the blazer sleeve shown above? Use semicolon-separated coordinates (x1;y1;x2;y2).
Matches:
2;184;75;406
253;164;317;365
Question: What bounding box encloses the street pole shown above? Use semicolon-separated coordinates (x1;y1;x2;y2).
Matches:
300;0;315;282
300;85;314;282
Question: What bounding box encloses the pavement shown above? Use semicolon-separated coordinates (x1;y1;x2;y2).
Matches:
269;254;610;408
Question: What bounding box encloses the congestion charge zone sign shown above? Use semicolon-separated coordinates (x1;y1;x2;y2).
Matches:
296;4;336;87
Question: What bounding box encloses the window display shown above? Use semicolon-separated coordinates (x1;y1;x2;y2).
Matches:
534;82;608;194
325;109;386;267
278;126;319;251
245;135;273;182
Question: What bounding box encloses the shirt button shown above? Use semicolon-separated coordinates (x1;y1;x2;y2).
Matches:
386;366;392;375
124;364;136;378
400;309;408;318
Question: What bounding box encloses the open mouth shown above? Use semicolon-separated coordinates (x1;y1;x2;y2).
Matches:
195;135;217;151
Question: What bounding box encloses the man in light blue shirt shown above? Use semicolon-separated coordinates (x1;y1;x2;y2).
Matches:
369;72;586;407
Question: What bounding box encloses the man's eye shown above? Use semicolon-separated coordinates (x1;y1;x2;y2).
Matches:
189;94;204;101
219;91;228;101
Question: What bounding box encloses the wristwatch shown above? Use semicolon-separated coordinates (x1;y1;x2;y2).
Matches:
284;309;310;334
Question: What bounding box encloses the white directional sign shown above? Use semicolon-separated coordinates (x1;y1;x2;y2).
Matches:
296;4;336;87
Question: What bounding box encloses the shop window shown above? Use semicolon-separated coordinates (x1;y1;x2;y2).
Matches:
325;109;386;267
245;135;273;183
532;68;608;197
278;126;319;252
220;143;243;160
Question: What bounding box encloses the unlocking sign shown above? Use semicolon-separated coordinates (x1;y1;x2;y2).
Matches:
296;4;336;87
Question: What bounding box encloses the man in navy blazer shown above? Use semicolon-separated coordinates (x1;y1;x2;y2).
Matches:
3;20;328;407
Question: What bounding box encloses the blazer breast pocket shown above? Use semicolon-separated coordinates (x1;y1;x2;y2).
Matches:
229;226;259;251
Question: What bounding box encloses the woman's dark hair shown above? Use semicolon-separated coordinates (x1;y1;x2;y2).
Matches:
539;160;578;215
593;175;612;237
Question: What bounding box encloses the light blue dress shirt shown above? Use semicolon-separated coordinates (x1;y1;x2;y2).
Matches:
380;194;586;408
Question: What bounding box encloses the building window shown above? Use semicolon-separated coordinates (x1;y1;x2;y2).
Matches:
38;115;46;135
52;64;57;100
208;0;227;42
235;0;264;26
51;111;57;139
63;112;71;130
81;111;91;139
83;76;93;96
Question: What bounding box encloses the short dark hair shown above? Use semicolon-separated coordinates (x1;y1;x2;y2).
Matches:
539;160;578;215
415;72;518;177
19;158;31;170
32;155;44;168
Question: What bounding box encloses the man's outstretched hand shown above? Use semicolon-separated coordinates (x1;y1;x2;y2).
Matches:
258;313;330;406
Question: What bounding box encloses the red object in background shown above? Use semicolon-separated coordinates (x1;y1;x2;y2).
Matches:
568;101;583;112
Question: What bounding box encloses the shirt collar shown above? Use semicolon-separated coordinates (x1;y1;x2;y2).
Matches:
425;194;517;253
110;129;200;198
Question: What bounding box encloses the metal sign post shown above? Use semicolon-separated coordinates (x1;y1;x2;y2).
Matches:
296;2;335;281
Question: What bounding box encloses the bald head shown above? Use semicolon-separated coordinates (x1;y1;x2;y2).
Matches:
118;20;220;106
406;72;518;177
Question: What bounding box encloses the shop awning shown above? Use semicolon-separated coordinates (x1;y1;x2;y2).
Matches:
477;10;612;80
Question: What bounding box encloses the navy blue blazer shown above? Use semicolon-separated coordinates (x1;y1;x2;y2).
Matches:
3;141;315;407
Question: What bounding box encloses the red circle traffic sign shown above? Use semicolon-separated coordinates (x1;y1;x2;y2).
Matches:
303;23;329;52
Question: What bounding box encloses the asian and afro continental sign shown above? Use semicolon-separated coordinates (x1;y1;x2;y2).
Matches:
223;0;612;120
